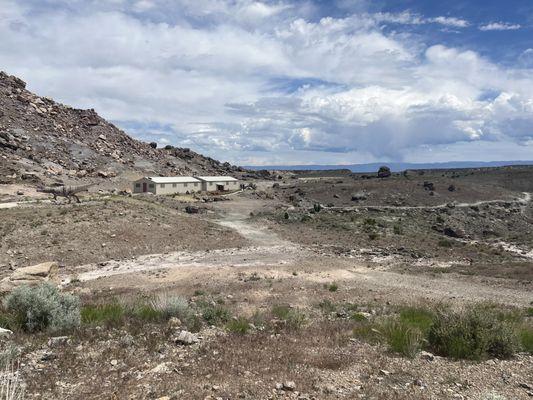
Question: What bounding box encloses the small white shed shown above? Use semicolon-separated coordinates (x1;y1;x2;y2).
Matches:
197;176;239;192
132;177;201;195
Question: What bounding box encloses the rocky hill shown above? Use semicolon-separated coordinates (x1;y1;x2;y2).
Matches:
0;71;249;186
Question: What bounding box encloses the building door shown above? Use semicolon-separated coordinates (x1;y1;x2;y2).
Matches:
143;182;147;192
216;184;225;191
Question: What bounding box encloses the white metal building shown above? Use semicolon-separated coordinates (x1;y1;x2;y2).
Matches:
132;176;202;195
197;176;239;192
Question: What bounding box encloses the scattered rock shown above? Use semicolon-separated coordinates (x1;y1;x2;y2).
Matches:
0;327;13;337
47;336;69;347
175;330;198;345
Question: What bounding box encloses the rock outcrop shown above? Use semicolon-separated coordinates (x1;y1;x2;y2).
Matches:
0;71;251;185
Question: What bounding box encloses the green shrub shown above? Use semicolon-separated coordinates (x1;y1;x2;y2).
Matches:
4;283;80;333
132;305;163;322
526;307;533;317
327;282;338;292
364;218;376;226
438;239;454;248
381;319;423;358
399;307;435;334
317;299;337;314
393;224;403;235
520;326;533;353
313;203;322;213
226;317;250;334
350;312;368;321
81;303;125;327
271;305;306;330
428;306;520;360
201;303;231;326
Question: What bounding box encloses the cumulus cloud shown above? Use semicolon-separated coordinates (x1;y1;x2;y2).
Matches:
479;22;521;31
0;0;532;165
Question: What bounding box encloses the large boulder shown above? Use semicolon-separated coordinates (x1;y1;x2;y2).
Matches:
0;262;59;293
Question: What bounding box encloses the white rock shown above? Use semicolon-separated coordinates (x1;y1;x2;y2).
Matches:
0;328;13;337
175;330;198;345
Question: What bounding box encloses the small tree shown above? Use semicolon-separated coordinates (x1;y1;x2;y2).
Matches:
149;142;157;149
377;166;391;178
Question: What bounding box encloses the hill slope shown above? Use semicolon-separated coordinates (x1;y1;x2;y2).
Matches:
0;71;245;185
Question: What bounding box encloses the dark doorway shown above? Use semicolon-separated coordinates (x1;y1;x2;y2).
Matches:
143;182;147;192
216;184;225;191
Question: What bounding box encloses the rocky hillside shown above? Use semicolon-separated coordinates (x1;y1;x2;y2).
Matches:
0;71;249;185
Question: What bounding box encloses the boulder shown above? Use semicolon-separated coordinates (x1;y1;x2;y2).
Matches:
11;262;58;280
443;227;465;238
0;262;59;293
351;191;368;201
175;330;198;345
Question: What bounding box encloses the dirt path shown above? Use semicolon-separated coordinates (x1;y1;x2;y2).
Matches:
63;197;308;283
59;194;532;307
328;192;531;212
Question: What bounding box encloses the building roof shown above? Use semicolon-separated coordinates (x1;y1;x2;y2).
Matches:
146;176;201;184
197;176;238;182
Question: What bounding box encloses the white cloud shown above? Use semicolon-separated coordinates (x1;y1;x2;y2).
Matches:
1;0;532;165
429;16;469;28
479;22;521;31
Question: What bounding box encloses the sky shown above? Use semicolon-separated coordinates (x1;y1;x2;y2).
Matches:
1;0;533;166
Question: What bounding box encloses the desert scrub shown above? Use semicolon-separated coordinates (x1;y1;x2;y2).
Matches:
81;303;126;327
150;294;191;320
428;306;521;360
271;305;306;330
352;317;423;358
226;317;250;334
326;282;338;292
380;319;423;358
199;302;231;326
398;307;435;334
4;283;80;333
520;325;533;353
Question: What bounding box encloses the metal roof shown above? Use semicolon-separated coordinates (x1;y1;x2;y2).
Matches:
147;176;201;184
197;176;238;182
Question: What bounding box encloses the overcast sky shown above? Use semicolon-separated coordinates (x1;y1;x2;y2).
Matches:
1;0;533;165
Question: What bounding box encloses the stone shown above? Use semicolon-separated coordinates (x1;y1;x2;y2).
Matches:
175;330;198;345
47;336;69;347
443;227;465;238
282;381;296;391
420;351;435;361
110;359;118;366
0;328;13;337
168;317;182;329
11;261;58;279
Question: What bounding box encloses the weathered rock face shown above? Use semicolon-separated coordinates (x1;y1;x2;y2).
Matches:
0;71;254;185
0;261;59;292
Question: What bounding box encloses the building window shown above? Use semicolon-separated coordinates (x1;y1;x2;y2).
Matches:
184;183;188;187
194;182;198;187
160;183;165;188
172;183;177;188
135;183;140;188
209;182;213;186
149;184;154;188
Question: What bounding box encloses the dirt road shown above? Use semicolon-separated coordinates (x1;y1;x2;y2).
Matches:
60;194;533;307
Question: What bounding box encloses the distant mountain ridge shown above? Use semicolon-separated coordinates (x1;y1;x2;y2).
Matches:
246;161;533;173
